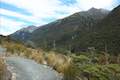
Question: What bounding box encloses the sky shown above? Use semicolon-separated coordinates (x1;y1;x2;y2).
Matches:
0;0;120;35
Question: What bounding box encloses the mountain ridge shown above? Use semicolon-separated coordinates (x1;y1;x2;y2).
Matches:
10;6;120;54
30;7;110;52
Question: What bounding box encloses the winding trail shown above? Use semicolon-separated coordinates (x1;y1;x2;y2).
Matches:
6;57;62;80
0;46;62;80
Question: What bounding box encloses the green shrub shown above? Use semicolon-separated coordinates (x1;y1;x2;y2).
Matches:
72;54;90;65
63;63;79;80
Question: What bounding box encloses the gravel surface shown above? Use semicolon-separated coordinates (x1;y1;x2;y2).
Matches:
0;46;6;55
6;57;62;80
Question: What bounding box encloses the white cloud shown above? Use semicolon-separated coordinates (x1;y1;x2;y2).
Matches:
0;0;119;35
1;0;59;17
1;0;117;17
0;8;48;35
1;0;81;18
76;0;116;10
0;9;46;25
0;16;26;35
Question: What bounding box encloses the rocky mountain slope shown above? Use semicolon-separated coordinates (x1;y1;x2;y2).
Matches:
10;25;38;42
29;8;109;52
10;5;120;54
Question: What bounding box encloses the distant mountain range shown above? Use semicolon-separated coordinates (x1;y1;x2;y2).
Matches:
10;5;120;54
10;25;38;42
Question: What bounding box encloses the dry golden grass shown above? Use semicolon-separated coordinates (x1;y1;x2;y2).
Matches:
29;51;45;64
1;41;74;75
0;57;6;80
46;51;72;73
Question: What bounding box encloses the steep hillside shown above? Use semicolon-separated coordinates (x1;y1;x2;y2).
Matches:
10;5;120;54
30;8;109;52
90;5;120;54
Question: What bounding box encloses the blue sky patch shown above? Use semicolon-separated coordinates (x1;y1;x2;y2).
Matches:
0;2;32;16
0;14;35;25
59;0;77;6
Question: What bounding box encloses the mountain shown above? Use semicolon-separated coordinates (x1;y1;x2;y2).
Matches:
10;25;38;42
10;5;120;54
90;5;120;54
29;8;109;52
10;7;111;53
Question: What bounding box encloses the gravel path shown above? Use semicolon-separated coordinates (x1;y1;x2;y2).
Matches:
0;46;6;56
6;57;62;80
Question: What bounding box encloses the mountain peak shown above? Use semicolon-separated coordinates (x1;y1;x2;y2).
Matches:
87;7;109;14
19;25;38;33
88;7;98;11
26;25;37;30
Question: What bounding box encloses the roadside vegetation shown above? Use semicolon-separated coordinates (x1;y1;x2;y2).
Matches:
0;37;120;80
0;57;6;80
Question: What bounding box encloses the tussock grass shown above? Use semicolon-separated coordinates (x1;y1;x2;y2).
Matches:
46;51;72;73
2;39;120;80
0;57;6;80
